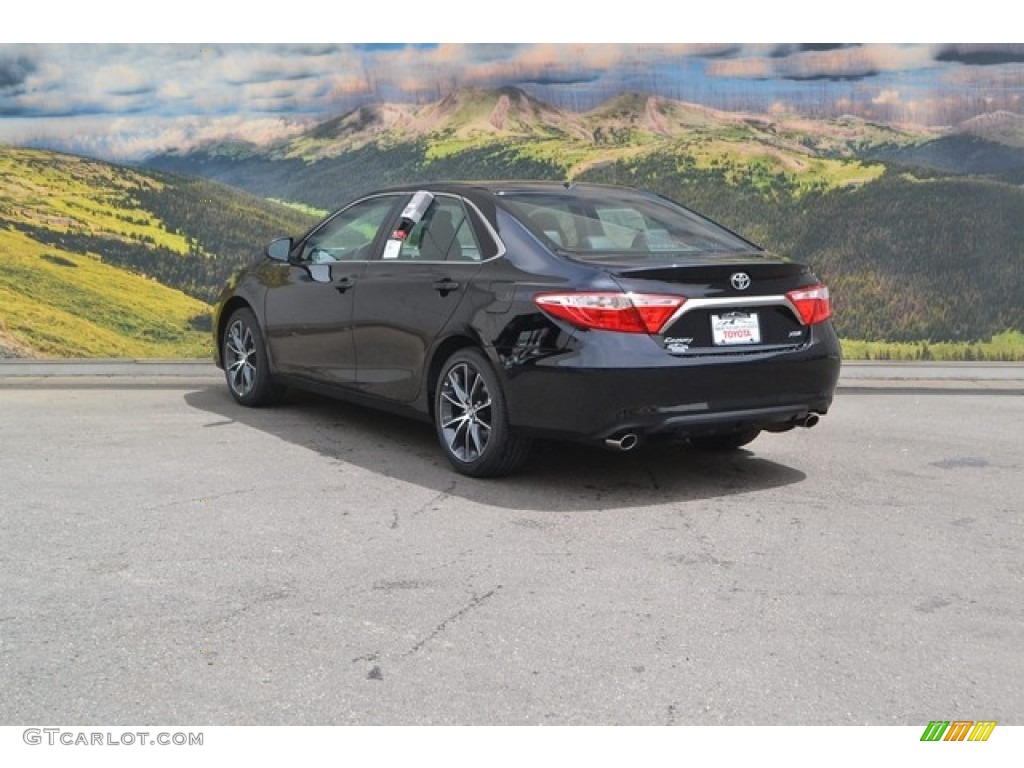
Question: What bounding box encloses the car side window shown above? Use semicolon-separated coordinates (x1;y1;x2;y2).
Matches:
397;198;482;262
302;196;397;263
521;203;582;249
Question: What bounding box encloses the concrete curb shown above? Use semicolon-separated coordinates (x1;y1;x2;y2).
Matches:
0;359;1022;391
0;359;217;377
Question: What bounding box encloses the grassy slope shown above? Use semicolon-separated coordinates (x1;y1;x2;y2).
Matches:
0;227;210;357
0;146;318;358
422;122;890;196
0;148;206;357
0;148;190;252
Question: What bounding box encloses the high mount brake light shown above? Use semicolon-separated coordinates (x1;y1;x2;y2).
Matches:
533;292;685;334
786;284;831;325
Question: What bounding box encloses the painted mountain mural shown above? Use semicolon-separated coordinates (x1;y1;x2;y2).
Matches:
0;148;316;357
2;44;1023;358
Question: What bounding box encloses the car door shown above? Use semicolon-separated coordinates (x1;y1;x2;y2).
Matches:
351;193;488;402
262;194;403;385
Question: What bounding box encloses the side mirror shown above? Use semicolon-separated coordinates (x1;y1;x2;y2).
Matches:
266;237;293;262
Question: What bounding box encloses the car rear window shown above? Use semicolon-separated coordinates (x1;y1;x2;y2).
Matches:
499;191;759;261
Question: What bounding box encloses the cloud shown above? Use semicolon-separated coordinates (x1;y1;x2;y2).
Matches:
0;113;313;159
1;43;953;125
872;89;901;106
218;47;338;86
517;73;602;86
695;45;744;60
797;44;858;53
93;64;156;97
0;55;36;90
3;43;1024;160
935;44;1024;66
769;44;861;59
707;44;935;82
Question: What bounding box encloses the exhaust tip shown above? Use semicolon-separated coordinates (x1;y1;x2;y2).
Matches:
801;413;820;428
604;433;640;452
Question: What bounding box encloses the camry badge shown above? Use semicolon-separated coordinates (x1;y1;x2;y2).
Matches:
730;272;751;291
664;336;693;354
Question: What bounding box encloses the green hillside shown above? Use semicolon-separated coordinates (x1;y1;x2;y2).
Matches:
580;157;1024;346
145;89;1023;352
0;147;316;358
0;226;209;358
150;89;908;210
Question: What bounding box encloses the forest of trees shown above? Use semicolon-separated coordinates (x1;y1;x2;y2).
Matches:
145;140;1024;343
13;131;1020;348
580;155;1024;343
8;173;318;305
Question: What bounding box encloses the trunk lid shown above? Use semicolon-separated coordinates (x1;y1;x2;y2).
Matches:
606;258;819;353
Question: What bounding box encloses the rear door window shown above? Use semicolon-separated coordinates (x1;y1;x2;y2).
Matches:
391;197;483;262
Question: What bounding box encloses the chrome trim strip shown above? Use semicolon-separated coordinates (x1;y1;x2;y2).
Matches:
656;295;802;334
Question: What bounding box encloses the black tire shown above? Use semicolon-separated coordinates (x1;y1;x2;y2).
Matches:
434;348;531;477
222;307;286;407
688;429;761;451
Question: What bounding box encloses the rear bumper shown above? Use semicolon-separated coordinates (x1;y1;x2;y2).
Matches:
499;323;841;441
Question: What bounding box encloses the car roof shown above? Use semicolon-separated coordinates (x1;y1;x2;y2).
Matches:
377;180;644;196
372;181;657;225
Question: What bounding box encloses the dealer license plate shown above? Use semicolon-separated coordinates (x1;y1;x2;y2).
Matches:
711;312;761;345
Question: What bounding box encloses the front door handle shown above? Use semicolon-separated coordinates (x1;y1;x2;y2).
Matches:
335;277;355;294
433;279;459;296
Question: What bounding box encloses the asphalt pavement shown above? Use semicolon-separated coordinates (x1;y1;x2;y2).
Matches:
0;362;1022;725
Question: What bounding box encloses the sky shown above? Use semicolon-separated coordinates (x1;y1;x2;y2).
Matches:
3;34;1024;161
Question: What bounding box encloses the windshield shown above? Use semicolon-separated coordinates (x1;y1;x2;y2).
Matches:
500;190;759;261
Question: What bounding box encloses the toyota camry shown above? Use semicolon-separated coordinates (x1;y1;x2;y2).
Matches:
213;182;841;477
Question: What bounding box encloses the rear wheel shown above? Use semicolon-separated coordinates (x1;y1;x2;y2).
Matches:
434;348;530;477
688;429;760;451
222;307;285;407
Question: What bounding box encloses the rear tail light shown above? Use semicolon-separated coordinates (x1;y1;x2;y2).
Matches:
534;292;685;334
786;284;831;325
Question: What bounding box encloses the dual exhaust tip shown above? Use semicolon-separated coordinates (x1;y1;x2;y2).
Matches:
604;433;640;452
603;413;819;452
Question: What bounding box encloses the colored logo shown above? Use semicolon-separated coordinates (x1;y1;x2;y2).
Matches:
920;721;997;742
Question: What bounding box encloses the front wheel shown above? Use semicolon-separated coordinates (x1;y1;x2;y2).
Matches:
222;307;285;407
434;348;530;477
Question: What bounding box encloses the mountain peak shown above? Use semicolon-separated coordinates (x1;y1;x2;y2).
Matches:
306;103;414;142
415;85;575;135
955;111;1024;147
586;92;722;135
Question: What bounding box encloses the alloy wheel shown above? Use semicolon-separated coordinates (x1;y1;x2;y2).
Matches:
225;319;257;398
438;361;493;462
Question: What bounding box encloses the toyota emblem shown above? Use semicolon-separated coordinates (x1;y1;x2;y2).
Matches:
730;272;751;291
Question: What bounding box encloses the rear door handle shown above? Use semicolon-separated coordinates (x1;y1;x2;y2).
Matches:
334;277;355;294
432;279;460;296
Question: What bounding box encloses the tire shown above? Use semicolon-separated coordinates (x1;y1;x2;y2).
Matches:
434;348;531;477
222;307;286;407
688;429;761;451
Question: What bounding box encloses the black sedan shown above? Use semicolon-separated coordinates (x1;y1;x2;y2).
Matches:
213;182;840;477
